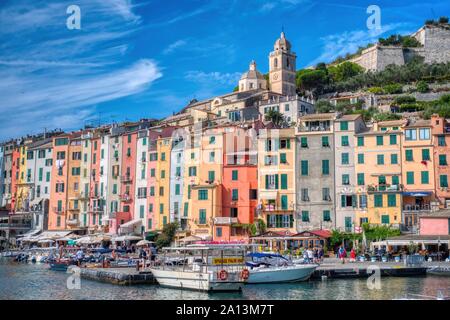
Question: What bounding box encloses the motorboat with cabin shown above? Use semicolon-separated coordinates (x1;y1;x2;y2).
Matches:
245;252;318;283
149;244;251;292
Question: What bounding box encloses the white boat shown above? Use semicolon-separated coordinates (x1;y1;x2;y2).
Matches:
150;244;250;292
248;264;317;283
246;252;317;283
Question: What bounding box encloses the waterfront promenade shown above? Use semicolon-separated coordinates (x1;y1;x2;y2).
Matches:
76;259;448;285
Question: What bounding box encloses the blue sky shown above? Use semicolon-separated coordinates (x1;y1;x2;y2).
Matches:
0;0;448;140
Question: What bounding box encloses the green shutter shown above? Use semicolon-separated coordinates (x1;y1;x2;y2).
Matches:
376;136;383;145
265;175;269;189
391;154;398;164
301;160;308;175
322;160;329;175
358;153;364;164
374;195;383;207
377;154;384;165
421;171;429;184
357;173;365;186
381;215;390;224
389;134;397;145
280;153;287;164
439;155;447;166
341;195;346;207
392;175;399;186
281;195;288;210
387;194;396;207
286;138;291;149
406;172;414;184
422;149;430;161
357;136;364;146
405;150;413;161
281;174;288;190
275;174;279;189
440;175;448;187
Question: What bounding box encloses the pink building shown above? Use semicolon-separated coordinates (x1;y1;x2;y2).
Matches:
419;210;450;236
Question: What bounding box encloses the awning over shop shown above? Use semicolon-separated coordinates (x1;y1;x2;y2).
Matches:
402;191;433;197
119;219;142;229
17;228;41;238
259;190;277;200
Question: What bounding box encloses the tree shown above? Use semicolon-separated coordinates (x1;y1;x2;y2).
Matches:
255;219;266;235
416;80;429;93
264;109;285;126
328;62;364;82
155;222;179;249
296;69;328;92
373;112;401;122
438;16;449;24
315;99;333;113
233;85;239;92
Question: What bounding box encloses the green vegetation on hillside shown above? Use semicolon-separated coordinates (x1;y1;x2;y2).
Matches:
378;34;422;47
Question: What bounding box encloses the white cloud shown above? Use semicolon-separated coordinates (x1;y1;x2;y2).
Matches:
163;40;188;54
309;23;413;66
0;0;162;139
259;0;306;12
185;71;241;86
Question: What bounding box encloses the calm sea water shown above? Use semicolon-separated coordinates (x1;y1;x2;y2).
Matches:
1;258;449;300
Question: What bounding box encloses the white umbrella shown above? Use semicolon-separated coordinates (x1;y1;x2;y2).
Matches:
56;237;72;242
136;240;154;246
114;235;142;242
38;239;55;244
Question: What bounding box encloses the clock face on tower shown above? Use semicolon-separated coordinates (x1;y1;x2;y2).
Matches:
272;72;279;81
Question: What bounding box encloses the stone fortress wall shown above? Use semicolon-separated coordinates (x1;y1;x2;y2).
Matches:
349;24;450;72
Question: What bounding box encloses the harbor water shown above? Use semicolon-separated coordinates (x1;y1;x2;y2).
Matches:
1;258;449;300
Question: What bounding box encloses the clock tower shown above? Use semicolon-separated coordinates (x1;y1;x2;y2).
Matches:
269;32;297;96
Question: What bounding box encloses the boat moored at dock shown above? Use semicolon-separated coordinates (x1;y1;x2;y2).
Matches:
150;244;251;292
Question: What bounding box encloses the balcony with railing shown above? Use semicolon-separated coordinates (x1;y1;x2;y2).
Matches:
297;120;331;133
67;218;79;226
403;204;432;213
213;217;238;225
0;222;32;230
53;206;65;214
367;184;403;193
120;175;132;183
120;193;131;202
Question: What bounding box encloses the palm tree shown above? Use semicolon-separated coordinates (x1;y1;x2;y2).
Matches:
264;109;285;126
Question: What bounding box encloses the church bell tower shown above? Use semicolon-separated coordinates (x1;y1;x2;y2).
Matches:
269;32;297;96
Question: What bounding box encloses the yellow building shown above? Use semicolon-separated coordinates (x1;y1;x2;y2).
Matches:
354;120;404;226
154;136;172;229
187;128;224;240
15;142;31;212
257;128;296;233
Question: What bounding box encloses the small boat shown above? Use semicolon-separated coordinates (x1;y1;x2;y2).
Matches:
49;262;70;271
150;244;250;292
246;252;318;284
427;265;450;276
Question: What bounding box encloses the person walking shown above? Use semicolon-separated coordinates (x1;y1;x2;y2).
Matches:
338;245;346;264
307;247;314;264
350;247;356;262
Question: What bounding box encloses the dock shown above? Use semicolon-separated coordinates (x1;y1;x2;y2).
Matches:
313;261;428;279
79;267;156;285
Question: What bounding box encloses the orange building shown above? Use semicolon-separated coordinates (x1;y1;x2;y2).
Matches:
431;115;450;207
66;136;82;230
401;119;438;229
48;134;71;230
216;126;258;241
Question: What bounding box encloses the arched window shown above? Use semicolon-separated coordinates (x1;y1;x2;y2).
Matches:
286;58;290;69
274;58;278;69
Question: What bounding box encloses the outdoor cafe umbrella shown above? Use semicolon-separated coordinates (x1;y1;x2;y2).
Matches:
136;240;154;246
114;235;142;242
38;239;55;244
